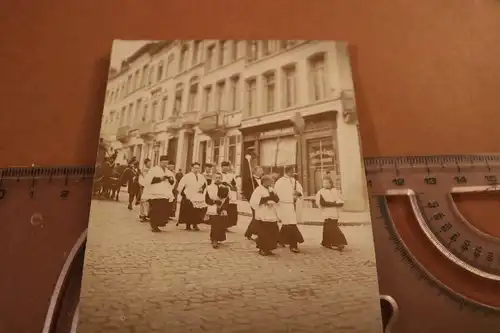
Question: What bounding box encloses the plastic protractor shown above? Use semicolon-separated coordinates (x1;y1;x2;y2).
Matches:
365;155;500;311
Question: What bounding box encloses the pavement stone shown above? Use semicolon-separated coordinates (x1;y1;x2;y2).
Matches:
77;200;383;333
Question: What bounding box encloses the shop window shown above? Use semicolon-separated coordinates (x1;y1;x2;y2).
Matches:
228;135;238;167
307;137;339;195
212;138;221;166
259;136;297;177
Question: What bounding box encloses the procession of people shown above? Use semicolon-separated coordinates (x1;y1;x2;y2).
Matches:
110;153;349;256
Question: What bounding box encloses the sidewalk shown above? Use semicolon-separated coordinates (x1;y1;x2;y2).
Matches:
121;188;370;226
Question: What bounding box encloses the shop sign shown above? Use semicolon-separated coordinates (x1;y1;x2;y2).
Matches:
259;127;295;138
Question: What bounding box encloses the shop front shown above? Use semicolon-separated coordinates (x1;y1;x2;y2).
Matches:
240;111;339;197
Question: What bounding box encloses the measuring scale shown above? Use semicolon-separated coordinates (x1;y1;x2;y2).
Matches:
365;155;500;333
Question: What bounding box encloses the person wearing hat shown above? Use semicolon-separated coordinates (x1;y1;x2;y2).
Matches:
202;163;214;186
220;161;238;230
138;158;152;222
274;166;305;253
121;158;141;210
249;174;281;256
143;155;176;232
204;172;231;248
166;160;177;220
176;162;207;231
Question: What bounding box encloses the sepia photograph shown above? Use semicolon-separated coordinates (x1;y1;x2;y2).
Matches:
77;39;384;333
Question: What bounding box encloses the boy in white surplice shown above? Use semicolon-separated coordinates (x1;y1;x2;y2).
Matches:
177;162;207;231
205;172;230;248
315;176;347;251
249;174;280;256
274;166;305;253
143;156;176;232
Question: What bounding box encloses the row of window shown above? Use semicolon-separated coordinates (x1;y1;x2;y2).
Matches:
103;52;327;128
105;40;302;106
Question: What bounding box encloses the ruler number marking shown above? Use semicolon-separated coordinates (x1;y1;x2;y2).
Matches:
29;190;35;199
485;175;498;183
453;176;467;184
392;178;405;186
60;190;70;199
427;200;440;208
424;177;437;185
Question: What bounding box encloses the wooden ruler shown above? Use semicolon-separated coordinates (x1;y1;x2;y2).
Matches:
0;167;93;333
365;154;500;333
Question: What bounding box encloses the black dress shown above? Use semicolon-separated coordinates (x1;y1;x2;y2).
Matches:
319;195;347;247
148;175;175;230
205;185;230;242
244;177;261;238
255;192;281;252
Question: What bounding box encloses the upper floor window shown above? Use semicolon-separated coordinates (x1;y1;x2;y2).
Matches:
141;65;148;87
160;96;168;120
263;72;276;113
157;61;164;81
219;40;227;67
206;44;215;71
309;53;326;101
203;85;213;112
247;40;258;62
180;44;189;72
166;55;174;77
282;64;297;108
215;80;226;110
133;70;140;90
229;75;240;111
192;40;202;65
246;78;257;116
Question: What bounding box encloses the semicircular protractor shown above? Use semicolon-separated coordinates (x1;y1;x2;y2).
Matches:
365;155;500;333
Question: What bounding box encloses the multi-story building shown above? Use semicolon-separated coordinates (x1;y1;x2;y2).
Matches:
101;40;367;213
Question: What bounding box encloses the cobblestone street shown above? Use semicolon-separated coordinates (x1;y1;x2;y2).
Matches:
77;200;383;333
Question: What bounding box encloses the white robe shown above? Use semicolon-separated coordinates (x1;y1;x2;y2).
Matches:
221;172;237;202
315;188;344;220
178;172;207;208
249;185;279;222
274;176;303;225
143;166;176;200
138;167;151;200
206;184;220;216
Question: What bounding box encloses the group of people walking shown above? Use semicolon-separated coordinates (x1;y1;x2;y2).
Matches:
121;155;348;256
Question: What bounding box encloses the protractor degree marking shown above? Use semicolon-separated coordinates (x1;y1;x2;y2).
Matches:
447;187;500;244
386;189;500;282
377;196;500;313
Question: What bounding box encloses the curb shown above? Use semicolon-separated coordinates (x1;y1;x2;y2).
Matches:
236;211;370;227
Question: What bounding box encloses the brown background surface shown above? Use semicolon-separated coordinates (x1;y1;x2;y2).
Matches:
1;1;500;332
1;0;500;166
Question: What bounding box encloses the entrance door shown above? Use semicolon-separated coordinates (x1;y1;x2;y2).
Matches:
185;133;195;172
199;141;207;170
167;138;178;163
306;137;337;195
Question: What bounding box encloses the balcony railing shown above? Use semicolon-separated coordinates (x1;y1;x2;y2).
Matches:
198;110;227;136
138;121;156;139
116;125;131;143
181;110;199;128
166;115;182;133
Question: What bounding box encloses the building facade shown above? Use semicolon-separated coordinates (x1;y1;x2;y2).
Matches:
101;40;367;212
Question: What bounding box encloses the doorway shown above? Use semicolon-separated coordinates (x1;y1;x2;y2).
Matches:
185;132;194;172
167;138;178;163
199;141;207;170
306;137;337;195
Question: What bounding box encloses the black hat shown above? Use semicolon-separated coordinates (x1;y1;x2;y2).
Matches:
159;155;169;162
221;161;230;167
205;163;213;168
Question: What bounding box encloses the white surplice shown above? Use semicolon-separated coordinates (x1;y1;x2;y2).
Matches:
249;185;279;222
205;183;220;215
178;172;207;208
221;172;237;203
274;176;303;225
315;188;344;220
143;166;176;200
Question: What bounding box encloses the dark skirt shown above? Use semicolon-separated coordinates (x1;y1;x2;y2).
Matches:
244;209;259;238
279;224;305;245
225;203;238;228
177;197;191;224
208;215;227;242
168;198;177;218
322;219;348;247
256;220;280;251
149;198;171;227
